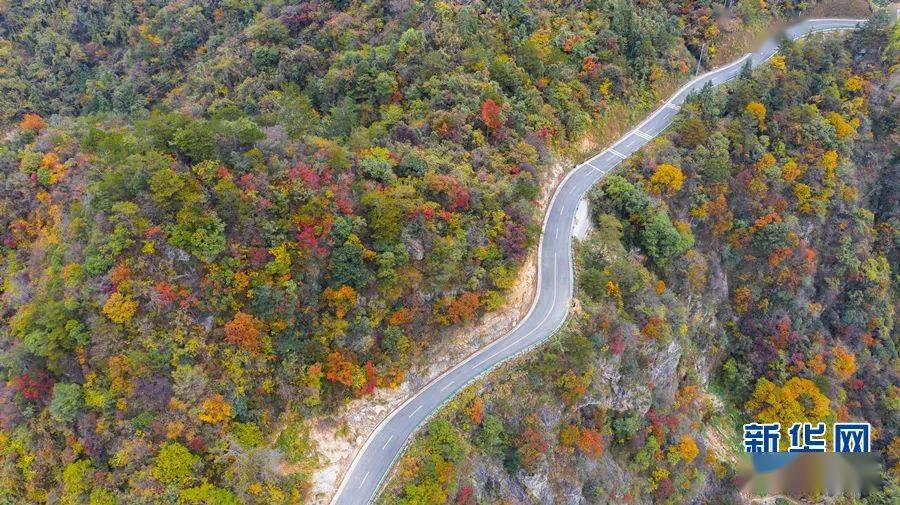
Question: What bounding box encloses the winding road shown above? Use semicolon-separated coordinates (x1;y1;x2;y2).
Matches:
331;18;866;505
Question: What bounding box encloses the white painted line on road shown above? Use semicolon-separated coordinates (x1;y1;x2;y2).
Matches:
665;104;680;111
476;347;504;367
439;380;455;392
359;472;369;488
608;148;627;159
408;405;422;418
634;130;653;140
590;161;609;173
382;435;394;450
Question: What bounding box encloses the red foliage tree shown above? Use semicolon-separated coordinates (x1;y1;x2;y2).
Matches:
481;99;503;132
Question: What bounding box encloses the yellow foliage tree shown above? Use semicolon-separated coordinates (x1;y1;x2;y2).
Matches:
322;285;357;318
756;153;777;172
746;377;831;448
843;75;864;92
672;434;699;463
821;150;838;171
769;54;786;72
827;112;856;140
102;292;137;324
605;280;622;308
781;159;804;183
647;163;685;195
559;424;579;450
794;183;813;213
745;101;766;127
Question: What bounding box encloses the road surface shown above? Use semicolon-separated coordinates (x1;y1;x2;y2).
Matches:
331;17;866;505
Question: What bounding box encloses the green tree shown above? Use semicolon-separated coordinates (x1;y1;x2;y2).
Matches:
173;119;215;162
49;383;83;424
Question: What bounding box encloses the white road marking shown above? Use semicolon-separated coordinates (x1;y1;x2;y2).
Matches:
665;104;680;111
477;348;503;367
608;148;626;159
382;435;394;450
408;405;422;418
634;130;653;140
359;472;369;488
439;380;455;392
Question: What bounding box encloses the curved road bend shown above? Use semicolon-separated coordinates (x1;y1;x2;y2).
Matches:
332;18;866;505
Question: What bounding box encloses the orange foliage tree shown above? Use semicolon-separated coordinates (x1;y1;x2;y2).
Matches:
465;397;483;425
199;394;233;424
224;312;263;353
577;427;603;460
831;345;857;381
516;414;548;471
325;350;361;388
448;292;480;324
19;113;47;132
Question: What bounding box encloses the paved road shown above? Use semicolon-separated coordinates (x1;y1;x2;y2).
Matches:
331;18;866;505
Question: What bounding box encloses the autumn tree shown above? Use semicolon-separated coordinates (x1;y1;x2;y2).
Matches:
577;427;603;460
670;434;699;464
152;443;199;486
480;99;503;132
19;113;47;132
224;312;263;353
647;164;685;196
199;394;233;424
745;101;766;127
831;346;857;381
325;350;362;388
102;292;137;324
746;377;831;448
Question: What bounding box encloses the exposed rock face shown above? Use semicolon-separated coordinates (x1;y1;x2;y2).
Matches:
519;466;551;502
579;339;683;415
405;237;425;261
649;340;682;407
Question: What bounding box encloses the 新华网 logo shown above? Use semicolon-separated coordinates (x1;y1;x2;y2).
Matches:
742;422;871;453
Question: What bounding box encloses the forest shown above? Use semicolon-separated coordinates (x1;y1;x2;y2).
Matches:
0;0;889;503
380;16;898;505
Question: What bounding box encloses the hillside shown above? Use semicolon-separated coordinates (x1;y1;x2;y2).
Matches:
379;16;898;504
